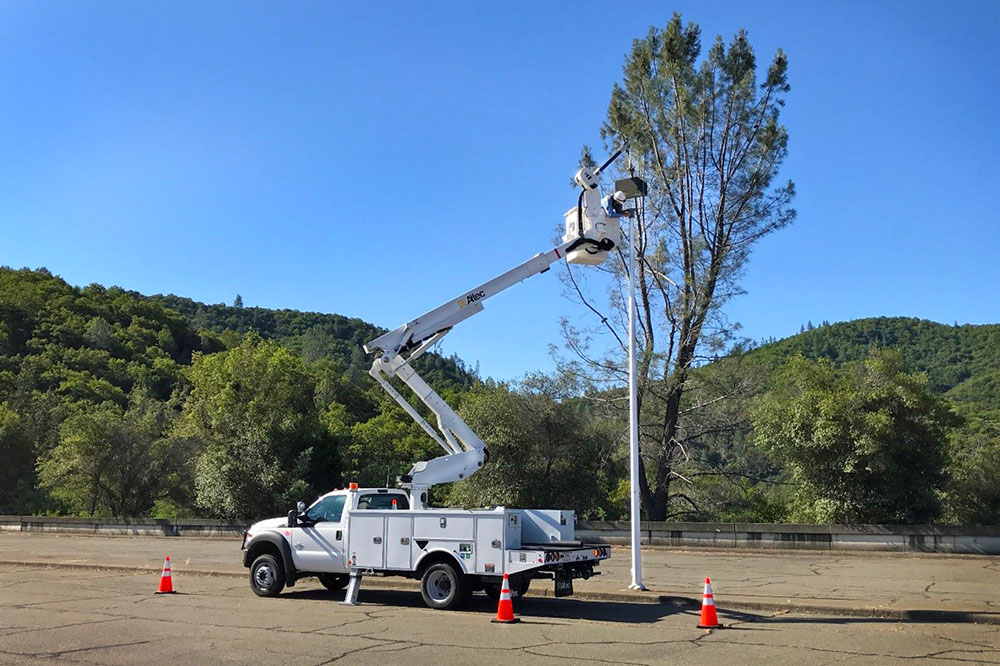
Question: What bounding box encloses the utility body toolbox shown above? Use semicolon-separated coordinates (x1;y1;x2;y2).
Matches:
347;506;603;580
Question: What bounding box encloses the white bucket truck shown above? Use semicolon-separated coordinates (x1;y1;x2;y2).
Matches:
242;485;610;609
242;150;639;609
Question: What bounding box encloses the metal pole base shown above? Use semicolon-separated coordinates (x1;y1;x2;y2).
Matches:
628;583;648;591
341;571;363;605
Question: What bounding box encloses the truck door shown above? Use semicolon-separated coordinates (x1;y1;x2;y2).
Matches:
292;494;347;574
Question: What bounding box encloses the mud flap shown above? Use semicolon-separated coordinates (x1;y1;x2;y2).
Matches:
554;569;574;597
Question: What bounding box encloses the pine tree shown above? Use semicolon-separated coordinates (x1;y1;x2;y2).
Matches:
564;14;795;520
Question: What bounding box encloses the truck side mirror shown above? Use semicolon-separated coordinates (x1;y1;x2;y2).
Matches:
296;501;306;513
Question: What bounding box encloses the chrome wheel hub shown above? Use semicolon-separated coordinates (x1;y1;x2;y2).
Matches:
426;570;453;602
254;564;275;589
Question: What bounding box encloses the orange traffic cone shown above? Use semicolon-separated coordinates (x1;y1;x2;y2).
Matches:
156;556;175;594
491;573;519;624
697;577;719;628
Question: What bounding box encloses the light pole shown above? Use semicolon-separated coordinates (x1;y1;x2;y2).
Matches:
627;200;645;591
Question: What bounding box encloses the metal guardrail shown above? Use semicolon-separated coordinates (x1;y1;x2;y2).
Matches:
2;515;997;554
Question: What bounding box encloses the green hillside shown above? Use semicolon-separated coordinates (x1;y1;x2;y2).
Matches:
748;317;1000;409
0;267;473;516
723;317;1000;524
3;266;996;523
145;293;474;391
0;267;472;398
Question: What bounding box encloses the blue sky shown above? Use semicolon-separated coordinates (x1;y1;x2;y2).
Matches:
2;1;998;380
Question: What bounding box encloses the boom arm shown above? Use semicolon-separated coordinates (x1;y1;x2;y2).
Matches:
364;157;627;509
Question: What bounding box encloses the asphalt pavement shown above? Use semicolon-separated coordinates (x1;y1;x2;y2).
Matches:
4;565;1000;665
1;532;998;621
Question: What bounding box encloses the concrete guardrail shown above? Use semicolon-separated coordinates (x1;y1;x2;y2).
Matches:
2;515;997;554
575;521;1000;554
0;515;244;538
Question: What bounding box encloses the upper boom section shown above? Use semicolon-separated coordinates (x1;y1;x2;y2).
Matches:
365;243;569;360
365;189;623;359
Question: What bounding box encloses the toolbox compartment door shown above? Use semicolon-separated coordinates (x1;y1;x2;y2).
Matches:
474;515;504;574
348;514;386;569
386;516;413;570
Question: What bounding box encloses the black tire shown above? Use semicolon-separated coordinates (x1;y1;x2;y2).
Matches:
318;573;349;591
484;575;529;602
516;575;530;598
420;561;472;610
250;553;286;597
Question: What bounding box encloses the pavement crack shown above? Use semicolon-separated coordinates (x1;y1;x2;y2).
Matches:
913;648;1000;662
733;579;792;590
690;631;713;645
696;636;885;660
37;638;160;659
11;593;128;609
927;634;1000;651
312;638;416;665
0;617;120;637
520;643;648;666
0;649;93;665
308;610;383;633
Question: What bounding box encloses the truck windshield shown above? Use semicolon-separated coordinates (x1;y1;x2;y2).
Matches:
357;494;409;510
305;495;346;523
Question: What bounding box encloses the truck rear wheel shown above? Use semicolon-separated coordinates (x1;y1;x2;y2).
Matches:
484;575;530;602
420;562;471;610
250;553;285;597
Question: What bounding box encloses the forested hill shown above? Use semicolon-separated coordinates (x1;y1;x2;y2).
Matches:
748;317;1000;409
0;267;473;394
152;293;381;359
145;293;474;390
4;267;998;523
0;266;474;515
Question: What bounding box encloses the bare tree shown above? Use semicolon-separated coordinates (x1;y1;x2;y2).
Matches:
559;15;795;520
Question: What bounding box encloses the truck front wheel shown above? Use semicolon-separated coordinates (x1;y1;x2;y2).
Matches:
420;562;471;610
250;553;286;597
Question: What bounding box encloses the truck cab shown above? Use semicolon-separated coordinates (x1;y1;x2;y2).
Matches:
291;487;409;573
242;487;408;591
